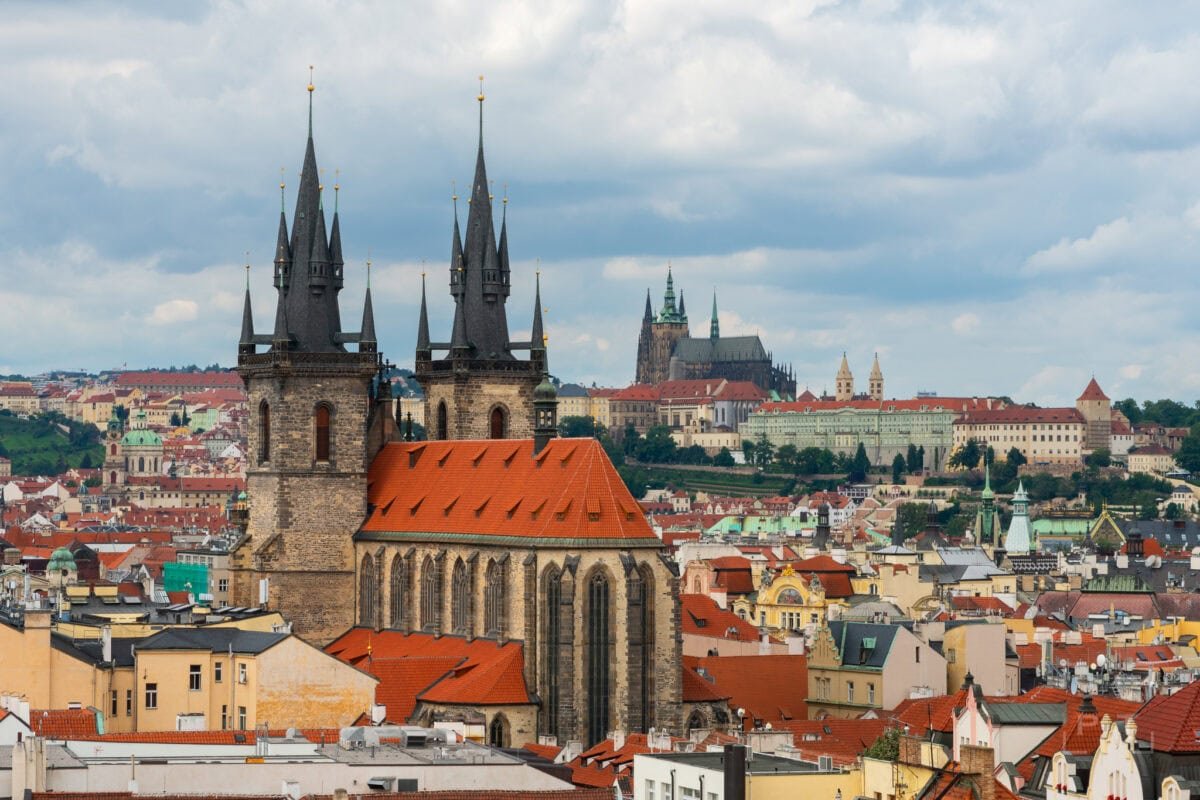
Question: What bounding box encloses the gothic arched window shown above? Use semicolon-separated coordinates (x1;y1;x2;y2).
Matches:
484;559;506;637
436;402;448;441
489;406;506;439
389;555;408;630
421;555;441;631
315;403;332;462
542;566;563;738
635;563;657;732
359;554;377;628
259;401;271;464
488;713;509;748
451;558;471;635
586;570;612;747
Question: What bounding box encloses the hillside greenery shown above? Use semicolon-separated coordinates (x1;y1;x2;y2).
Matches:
0;411;104;476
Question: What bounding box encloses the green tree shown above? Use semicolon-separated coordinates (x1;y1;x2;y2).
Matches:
80;453;93;469
1006;447;1027;468
796;447;835;475
892;453;906;484
863;727;900;761
636;426;678;464
741;439;756;467
915;445;925;472
1115;398;1142;425
894;502;928;541
1176;425;1200;473
949;439;982;470
559;415;601;438
1165;502;1182;520
1084;448;1112;469
170;412;181;426
906;444;919;474
849;443;871;483
622;423;641;456
713;447;735;468
754;433;775;468
776;444;799;474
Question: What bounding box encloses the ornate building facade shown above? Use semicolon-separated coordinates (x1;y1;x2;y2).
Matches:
414;95;547;441
634;270;796;396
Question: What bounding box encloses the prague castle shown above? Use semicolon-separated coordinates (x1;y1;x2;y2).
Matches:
635;268;796;395
228;80;682;746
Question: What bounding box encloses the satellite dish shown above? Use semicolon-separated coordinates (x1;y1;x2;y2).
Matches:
1096;654;1107;668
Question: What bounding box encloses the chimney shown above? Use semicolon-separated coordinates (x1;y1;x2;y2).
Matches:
759;629;772;655
370;704;386;725
333;789;349;800
281;782;300;800
723;744;748;800
610;730;625;751
959;744;996;800
102;625;112;664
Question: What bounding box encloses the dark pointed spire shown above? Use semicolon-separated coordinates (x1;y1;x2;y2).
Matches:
307;66;314;137
272;279;289;346
710;291;720;340
416;271;431;355
359;260;377;354
450;295;469;356
450;188;464;297
531;271;545;353
643;288;654;323
330;181;344;284
678;290;686;320
497;192;511;294
239;263;255;355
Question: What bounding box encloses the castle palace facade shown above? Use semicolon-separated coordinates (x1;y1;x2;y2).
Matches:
228;84;682;747
635;268;795;396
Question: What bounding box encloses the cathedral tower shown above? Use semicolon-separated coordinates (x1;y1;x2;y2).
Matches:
868;353;883;402
414;86;549;439
835;353;854;402
634;267;690;385
230;76;385;645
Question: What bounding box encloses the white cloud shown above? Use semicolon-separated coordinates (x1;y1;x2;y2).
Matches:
1119;364;1143;380
148;299;199;326
951;312;980;335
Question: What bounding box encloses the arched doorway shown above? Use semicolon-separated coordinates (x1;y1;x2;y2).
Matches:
489;406;506;439
436;402;448;440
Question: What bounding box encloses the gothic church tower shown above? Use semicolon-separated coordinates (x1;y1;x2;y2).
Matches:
414;88;549;440
868;353;884;402
230;78;386;645
835;353;854;402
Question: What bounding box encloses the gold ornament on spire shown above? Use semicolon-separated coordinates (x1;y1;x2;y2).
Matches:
308;65;315;93
477;74;485;102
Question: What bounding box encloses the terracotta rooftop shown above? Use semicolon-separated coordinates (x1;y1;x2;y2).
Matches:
954;406;1085;425
685;654;807;723
361;439;658;545
680;593;764;643
1134;677;1200;753
1077;378;1109;401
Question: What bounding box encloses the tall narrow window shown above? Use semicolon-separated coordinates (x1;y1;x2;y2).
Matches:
543;567;562;738
451;558;471;635
488;714;508;748
490;406;506;439
437;402;448;440
484;559;506;637
421;555;441;631
586;571;611;747
390;555;408;630
315;404;331;462
359;554;377;628
259;401;271;463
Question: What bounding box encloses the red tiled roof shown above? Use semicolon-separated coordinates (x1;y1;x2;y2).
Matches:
30;708;98;738
773;718;889;766
715;381;766;401
760;397;998;414
954;406;1084;425
890;689;969;735
521;742;563;761
1078;378;1109;401
362;439;657;542
802;571;853;598
611;384;659;401
1134;678;1200;753
114;371;244;389
682;663;731;703
1131;444;1174;456
324;629;530;721
680;594;762;643
948;595;1013;614
789;555;855;574
685;654;807;723
656;379;727;400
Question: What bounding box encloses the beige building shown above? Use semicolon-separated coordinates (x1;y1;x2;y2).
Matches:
807;620;946;719
0;382;40;415
1127;444;1177;475
588;387;617;429
953;405;1085;466
939;620;1013;696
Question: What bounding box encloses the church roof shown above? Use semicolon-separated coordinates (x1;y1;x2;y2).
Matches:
360;438;660;547
1078;377;1109;401
671;335;768;363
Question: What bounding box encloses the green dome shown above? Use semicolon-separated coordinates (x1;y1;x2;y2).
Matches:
534;375;558;402
48;546;76;572
121;429;162;447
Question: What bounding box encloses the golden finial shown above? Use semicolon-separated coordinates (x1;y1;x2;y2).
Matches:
366;251;372;289
489;180;494;202
477;74;485;102
244;252;251;289
451;179;458;202
279;167;286;212
307;65;315;93
503;182;508;205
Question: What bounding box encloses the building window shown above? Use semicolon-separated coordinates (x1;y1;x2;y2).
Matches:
647;780;656;800
543;567;563;738
238;706;247;730
110;690;118;717
215;662;223;683
145;683;158;710
586;570;612;747
488;714;508;748
126;690;132;716
218;578;228;593
847;682;855;703
189;664;202;691
258;401;270;463
489;406;506;439
421;555;442;631
238;663;247;684
314;403;332;462
221;705;228;730
359;553;378;628
390;555;409;630
868;683;876;705
915;647;920;663
436;402;448;441
484;559;506;637
946;648;956;664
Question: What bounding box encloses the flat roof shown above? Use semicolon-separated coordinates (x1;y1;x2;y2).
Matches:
640;751;825;774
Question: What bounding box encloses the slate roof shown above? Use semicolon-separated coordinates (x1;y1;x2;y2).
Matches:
826;621;899;669
360;439;659;546
136;628;287;654
672;335;768;363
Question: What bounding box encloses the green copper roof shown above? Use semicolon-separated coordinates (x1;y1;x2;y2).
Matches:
121;429;162;447
47;546;76;571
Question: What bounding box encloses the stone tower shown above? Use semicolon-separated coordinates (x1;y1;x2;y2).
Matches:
101;410;125;493
414;90;548;440
1075;377;1111;453
230;80;385;645
634;267;690;385
835;353;854;402
868;353;883;402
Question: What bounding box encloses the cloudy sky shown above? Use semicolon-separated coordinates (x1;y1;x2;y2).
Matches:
2;1;1199;405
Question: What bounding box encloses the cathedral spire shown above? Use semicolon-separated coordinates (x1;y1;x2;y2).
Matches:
710;291;719;340
678;290;687;320
643;288;653;323
531;271;545;353
416;271;431;356
359;260;377;354
239;262;255;355
660;264;680;322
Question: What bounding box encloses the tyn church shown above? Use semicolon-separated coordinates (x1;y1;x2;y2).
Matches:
228;83;682;746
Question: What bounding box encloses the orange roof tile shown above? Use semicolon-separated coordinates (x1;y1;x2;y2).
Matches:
1078;378;1109;401
1134;678;1200;753
686;654;807;723
362;439;659;544
30;708;98;738
680;594;763;643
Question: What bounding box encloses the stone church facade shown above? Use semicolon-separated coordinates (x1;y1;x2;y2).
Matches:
635;269;796;396
229;85;684;745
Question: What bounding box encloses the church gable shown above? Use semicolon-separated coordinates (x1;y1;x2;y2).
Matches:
360;438;659;547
